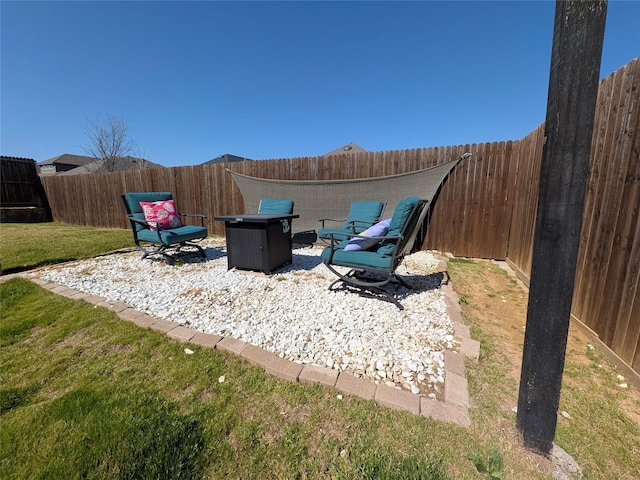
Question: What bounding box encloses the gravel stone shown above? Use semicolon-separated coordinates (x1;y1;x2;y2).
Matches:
27;238;458;395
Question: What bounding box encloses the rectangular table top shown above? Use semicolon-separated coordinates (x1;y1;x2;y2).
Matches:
214;214;299;224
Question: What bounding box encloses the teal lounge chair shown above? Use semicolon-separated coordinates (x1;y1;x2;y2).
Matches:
257;197;318;245
321;197;429;309
318;200;385;241
121;192;208;264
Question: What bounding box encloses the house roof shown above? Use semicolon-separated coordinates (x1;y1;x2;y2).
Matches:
38;153;97;167
57;156;165;175
324;142;367;156
202;146;366;164
203;153;253;164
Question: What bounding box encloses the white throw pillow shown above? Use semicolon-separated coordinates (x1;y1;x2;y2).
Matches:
343;219;391;251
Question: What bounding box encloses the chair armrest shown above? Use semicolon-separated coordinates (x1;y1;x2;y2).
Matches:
127;215;156;229
346;220;377;232
180;213;207;227
318;218;346;229
127;215;164;242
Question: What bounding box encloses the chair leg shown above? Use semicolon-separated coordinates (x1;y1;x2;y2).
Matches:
327;269;411;310
382;289;405;310
135;240;206;264
181;242;206;258
139;244;176;265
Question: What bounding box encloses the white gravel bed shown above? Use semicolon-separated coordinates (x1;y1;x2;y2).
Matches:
26;238;457;397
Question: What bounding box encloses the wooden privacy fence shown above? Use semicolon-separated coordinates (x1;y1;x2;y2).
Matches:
506;58;639;375
40;58;639;376
1;157;45;207
1;156;51;222
41;143;513;259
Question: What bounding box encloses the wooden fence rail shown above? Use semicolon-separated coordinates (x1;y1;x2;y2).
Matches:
39;58;639;376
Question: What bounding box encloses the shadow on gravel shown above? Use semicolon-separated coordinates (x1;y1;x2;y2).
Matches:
328;271;447;309
132;245;227;266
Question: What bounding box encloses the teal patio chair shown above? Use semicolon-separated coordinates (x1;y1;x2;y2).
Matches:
256;197;316;244
317;200;385;242
121;192;208;264
321;197;429;309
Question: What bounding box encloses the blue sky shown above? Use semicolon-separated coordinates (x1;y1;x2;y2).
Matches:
1;1;638;167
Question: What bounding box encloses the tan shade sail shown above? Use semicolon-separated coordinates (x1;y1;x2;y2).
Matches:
228;154;467;235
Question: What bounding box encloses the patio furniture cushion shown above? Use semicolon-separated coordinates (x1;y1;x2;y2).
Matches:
377;197;420;256
140;199;183;231
321;247;394;270
125;192;174;232
318;200;385;240
343;219;391;251
258;197;294;215
345;201;385;229
137;225;208;244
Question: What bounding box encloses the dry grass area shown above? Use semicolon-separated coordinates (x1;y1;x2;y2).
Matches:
447;257;640;479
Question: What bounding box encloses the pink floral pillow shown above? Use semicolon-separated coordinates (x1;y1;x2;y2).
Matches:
139;200;183;231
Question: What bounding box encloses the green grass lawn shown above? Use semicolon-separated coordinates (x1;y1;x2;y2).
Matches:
1;223;638;479
0;222;132;273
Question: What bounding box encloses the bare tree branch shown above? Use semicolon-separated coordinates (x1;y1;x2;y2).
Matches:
84;114;140;172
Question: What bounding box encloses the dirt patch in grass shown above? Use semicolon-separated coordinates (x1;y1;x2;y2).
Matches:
452;256;638;415
621;396;640;426
448;257;640;479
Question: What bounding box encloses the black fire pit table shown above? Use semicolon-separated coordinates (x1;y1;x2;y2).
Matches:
214;214;299;274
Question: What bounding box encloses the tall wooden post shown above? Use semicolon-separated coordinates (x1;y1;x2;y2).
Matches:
516;0;607;454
